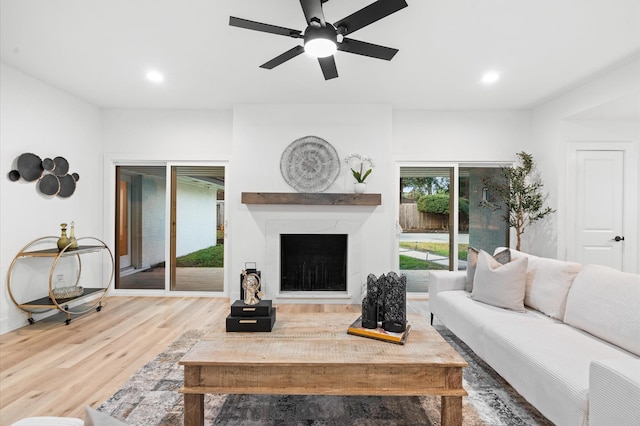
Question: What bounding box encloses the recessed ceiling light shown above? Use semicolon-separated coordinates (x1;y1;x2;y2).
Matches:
146;70;165;83
481;71;500;84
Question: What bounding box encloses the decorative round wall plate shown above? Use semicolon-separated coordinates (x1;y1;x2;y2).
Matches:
280;136;340;193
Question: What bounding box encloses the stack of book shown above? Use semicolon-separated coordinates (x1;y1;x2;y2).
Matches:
347;316;411;344
225;299;276;332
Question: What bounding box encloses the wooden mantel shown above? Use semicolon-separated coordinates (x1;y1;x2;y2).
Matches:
241;192;381;206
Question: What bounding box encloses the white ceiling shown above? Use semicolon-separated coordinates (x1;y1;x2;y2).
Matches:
1;0;639;110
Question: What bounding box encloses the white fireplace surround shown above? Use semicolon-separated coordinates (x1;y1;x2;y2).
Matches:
265;219;364;304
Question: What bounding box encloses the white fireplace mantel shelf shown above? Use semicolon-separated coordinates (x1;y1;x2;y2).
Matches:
241;192;381;206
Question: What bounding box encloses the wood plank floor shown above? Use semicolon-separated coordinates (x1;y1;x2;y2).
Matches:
0;296;429;424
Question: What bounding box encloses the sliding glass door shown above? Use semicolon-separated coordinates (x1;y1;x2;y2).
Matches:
115;164;225;292
399;164;508;293
115;165;167;290
170;166;225;292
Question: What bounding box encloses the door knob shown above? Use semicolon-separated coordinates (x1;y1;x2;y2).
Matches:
614;236;625;242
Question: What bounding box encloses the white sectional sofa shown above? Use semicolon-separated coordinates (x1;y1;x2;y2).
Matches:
429;248;640;426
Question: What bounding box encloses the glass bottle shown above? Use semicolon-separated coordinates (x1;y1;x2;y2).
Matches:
57;223;70;251
69;221;78;250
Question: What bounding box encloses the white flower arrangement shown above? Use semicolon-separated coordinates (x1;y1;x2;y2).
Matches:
344;153;375;183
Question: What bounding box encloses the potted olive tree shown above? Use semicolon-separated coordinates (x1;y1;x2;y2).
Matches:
482;151;555;251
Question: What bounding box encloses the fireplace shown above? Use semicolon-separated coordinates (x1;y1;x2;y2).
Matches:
280;234;347;292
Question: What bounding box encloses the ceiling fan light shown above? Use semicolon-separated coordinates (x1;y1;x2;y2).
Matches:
304;25;337;58
305;38;337;57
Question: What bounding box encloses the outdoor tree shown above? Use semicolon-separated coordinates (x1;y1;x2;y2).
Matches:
482;151;555;251
401;177;449;200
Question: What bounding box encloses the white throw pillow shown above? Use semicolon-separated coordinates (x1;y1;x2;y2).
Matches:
465;247;510;292
564;265;640;356
471;249;528;312
84;406;128;426
523;256;582;319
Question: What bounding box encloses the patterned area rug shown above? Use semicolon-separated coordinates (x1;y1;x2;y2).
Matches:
98;326;553;425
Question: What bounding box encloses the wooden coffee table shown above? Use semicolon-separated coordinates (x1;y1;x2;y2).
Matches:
180;311;467;425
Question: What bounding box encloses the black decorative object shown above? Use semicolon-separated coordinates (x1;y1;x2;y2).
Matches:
382;272;406;333
361;296;377;329
42;158;55;171
53;156;69;176
38;174;60;195
360;271;406;333
58;174;76;198
17;153;43;181
9;152;79;198
8;170;20;181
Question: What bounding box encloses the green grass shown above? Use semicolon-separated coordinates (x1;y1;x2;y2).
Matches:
399;255;448;270
399;242;469;261
176;245;224;267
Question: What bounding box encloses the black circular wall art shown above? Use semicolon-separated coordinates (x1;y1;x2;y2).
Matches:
42;158;55;171
53;156;69;176
38;174;60;196
17;153;44;181
9;152;80;198
58;174;76;197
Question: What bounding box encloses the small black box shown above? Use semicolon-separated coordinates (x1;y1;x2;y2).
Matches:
226;308;276;332
230;299;272;317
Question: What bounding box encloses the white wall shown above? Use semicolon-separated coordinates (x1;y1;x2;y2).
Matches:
0;63;104;333
229;104;396;303
102;109;233;159
393;110;531;163
176;182;217;257
530;58;640;259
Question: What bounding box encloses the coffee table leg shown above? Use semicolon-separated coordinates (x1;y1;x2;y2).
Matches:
441;395;462;426
184;393;204;426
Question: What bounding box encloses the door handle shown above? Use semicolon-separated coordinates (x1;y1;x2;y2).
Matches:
614;236;625;242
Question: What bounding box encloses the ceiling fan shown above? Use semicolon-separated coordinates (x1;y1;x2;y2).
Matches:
229;0;408;80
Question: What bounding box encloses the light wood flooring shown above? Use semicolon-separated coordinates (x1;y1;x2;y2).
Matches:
0;296;429;424
117;267;224;291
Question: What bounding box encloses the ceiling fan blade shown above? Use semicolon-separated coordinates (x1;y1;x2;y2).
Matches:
260;45;305;69
229;16;302;38
300;0;326;26
333;0;408;36
338;37;398;60
318;56;338;80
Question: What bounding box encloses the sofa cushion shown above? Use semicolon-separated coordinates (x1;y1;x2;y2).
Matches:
564;264;640;356
523;255;582;320
436;290;556;359
465;246;510;292
471;250;527;312
502;248;582;319
482;322;637;426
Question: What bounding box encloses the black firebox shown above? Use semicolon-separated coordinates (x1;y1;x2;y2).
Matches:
280;234;347;292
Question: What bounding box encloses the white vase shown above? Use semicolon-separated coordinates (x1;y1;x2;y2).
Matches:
354;182;367;193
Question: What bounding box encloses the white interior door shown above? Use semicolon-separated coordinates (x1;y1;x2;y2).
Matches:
571;150;624;269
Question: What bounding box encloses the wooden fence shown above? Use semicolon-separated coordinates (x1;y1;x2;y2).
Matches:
399;204;468;232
